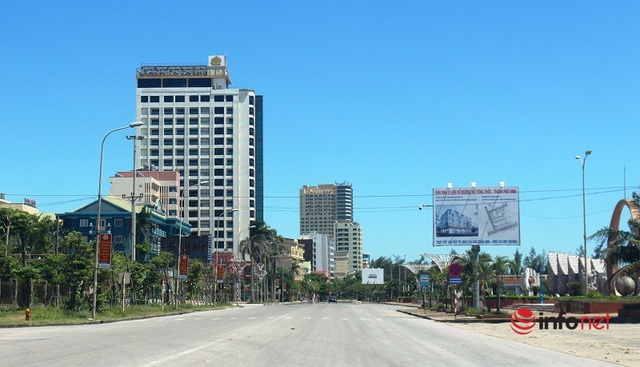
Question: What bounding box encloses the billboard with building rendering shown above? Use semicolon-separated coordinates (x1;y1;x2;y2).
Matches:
361;268;384;284
432;186;520;246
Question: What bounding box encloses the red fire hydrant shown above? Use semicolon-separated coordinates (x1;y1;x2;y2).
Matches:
25;308;31;321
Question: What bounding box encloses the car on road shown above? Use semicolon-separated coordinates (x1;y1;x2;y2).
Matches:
328;295;337;303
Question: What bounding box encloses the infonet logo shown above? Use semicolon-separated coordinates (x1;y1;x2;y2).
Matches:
510;308;611;335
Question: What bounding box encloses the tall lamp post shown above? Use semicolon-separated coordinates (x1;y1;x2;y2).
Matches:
214;208;238;305
92;121;143;320
576;149;592;295
175;180;209;309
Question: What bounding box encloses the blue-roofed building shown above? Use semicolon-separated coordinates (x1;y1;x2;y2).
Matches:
57;196;189;260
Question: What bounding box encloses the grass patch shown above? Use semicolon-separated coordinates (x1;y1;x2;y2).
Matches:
0;303;231;326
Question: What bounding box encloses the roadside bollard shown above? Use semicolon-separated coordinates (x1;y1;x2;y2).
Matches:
25;308;31;321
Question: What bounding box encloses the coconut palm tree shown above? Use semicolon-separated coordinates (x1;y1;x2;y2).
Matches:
238;220;283;302
492;255;511;312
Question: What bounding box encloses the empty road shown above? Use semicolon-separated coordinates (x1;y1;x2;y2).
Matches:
0;302;619;366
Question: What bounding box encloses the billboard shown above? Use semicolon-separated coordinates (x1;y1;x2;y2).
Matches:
433;186;520;246
362;268;384;284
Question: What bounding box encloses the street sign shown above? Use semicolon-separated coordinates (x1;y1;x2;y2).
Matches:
449;276;462;285
216;265;224;283
449;263;462;277
419;274;429;289
98;234;112;269
179;255;189;279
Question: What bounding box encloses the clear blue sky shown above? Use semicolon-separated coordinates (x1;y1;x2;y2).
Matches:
1;1;638;262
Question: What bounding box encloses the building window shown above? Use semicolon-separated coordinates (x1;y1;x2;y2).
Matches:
189;107;199;115
141;96;149;103
226;95;233;102
164;96;173;103
150;96;160;103
80;219;89;227
114;219;124;227
175;96;185;102
214;95;224;102
200;95;210;102
214;107;224;114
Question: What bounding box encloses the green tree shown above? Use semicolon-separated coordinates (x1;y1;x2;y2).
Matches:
492;255;511;312
57;232;93;310
10;212;55;307
510;249;523;295
185;259;206;301
239;220;283;302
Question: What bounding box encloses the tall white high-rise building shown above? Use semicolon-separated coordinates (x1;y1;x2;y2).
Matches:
135;55;263;255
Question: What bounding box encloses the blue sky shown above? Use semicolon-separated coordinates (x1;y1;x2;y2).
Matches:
1;1;638;262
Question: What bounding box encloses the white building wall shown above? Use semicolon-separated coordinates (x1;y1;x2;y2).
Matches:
135;55;258;255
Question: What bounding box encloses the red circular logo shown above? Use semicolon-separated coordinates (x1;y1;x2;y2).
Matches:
510;308;536;335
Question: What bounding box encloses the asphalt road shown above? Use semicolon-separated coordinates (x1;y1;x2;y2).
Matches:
0;302;620;367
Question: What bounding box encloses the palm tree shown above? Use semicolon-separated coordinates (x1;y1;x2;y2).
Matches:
492;255;511;312
510;249;523;295
238;220;283;302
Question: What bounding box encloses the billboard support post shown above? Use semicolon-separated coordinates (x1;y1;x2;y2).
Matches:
472;244;480;309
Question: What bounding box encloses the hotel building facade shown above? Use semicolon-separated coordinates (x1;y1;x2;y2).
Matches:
135;55;263;255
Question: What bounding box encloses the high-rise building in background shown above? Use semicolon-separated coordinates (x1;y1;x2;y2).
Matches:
300;182;361;278
299;182;353;240
299;233;335;280
135;55;263;255
334;220;363;275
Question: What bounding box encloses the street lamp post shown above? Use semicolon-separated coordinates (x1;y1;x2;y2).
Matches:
175;180;209;309
576;149;592;295
214;208;238;305
92;121;143;320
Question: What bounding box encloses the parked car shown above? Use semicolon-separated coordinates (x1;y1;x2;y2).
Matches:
328;295;337;303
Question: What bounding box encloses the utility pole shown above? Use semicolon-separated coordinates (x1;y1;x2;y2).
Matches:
125;135;144;262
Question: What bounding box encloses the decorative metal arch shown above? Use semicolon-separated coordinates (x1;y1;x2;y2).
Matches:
606;198;640;294
401;264;437;274
422;254;467;273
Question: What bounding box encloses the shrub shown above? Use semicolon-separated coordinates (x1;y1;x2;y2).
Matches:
587;291;602;299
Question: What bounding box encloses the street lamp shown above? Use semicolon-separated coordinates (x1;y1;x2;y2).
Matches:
92;121;143;320
175;180;209;309
126;135;144;262
576;149;592;295
214;208;238;305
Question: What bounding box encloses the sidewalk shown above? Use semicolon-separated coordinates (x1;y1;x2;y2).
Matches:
394;303;640;366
